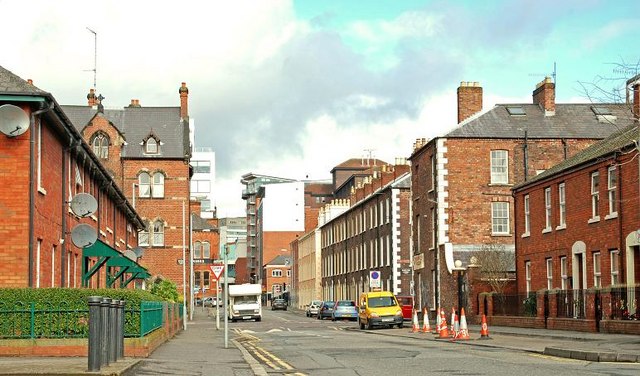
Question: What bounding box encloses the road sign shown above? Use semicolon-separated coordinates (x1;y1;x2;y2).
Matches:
370;270;381;288
210;264;225;280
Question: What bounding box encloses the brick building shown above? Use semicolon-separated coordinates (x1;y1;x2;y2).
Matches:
319;162;412;302
0;65;146;289
513;78;639;323
62;83;192;293
190;208;219;300
409;78;636;321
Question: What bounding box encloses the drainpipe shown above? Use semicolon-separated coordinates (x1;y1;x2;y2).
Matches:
561;138;568;160
29;102;53;287
61;142;67;287
523;130;529;181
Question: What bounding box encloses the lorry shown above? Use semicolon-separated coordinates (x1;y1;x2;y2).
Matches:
228;283;262;322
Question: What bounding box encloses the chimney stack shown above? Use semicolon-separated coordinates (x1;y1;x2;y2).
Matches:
179;82;189;120
457;81;483;123
87;88;96;107
27;79;33;85
533;76;555;115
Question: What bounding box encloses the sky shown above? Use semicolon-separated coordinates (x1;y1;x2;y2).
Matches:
1;0;638;217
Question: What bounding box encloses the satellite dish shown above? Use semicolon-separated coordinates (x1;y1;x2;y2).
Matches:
71;223;98;248
70;193;98;218
123;249;137;261
133;247;145;258
0;104;30;138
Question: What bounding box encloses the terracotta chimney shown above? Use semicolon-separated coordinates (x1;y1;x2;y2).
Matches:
532;76;555;115
27;79;33;85
87;88;96;107
179;82;189;120
457;81;483;123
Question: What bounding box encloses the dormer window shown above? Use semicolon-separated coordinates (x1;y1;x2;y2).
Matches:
145;138;158;154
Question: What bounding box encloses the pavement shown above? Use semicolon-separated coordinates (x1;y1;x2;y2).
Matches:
0;308;638;375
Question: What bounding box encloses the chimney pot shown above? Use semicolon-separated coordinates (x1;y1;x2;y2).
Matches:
27;79;33;85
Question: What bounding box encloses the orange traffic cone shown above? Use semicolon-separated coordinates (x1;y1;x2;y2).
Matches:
411;309;420;332
450;307;457;338
479;314;491;340
437;308;449;338
454;308;470;340
421;307;431;333
435;307;442;332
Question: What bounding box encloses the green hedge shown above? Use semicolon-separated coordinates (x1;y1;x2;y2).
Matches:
0;288;164;339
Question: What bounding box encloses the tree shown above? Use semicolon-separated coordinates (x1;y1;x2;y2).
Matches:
472;243;515;296
149;277;181;302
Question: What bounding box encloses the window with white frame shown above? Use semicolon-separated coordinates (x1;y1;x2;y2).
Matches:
272;269;282;277
152;172;165;198
546;258;553;290
92;133;109;159
431;207;436;248
287;270;291;277
138;224;150;246
490;150;509;184
138;172;151;198
416;215;421;253
558;183;566;227
525;261;532;294
430;154;436;190
145;138;158;154
544;187;552;230
192;160;210;173
610;250;619;285
608;166;617;215
203;242;211;258
152;220;164;246
491;202;510;234
591;171;600;219
523;195;530;235
593;252;601;288
560;256;568;290
37;121;43;191
193;241;202;258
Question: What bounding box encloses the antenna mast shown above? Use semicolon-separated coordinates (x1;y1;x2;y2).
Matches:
86;27;97;89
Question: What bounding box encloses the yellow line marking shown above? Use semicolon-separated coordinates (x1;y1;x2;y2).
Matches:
252;345;294;370
245;343;280;370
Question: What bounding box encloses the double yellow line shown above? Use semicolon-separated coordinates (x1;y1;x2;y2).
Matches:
235;329;306;375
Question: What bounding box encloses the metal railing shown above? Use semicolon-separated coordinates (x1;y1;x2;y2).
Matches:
609;286;639;320
556;289;586;319
492;292;537;317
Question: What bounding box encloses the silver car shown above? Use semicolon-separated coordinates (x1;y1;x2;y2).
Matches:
305;300;323;317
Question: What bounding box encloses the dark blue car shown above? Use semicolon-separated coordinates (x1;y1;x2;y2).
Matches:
317;301;335;320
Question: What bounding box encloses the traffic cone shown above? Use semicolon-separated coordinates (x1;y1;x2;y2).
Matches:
450;307;457;338
435;307;442;332
454;308;470;340
410;309;420;332
437;308;449;338
479;313;491;340
421;307;431;333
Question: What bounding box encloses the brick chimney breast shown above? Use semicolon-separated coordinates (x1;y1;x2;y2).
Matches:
179;82;189;120
532;76;555;115
457;81;483;123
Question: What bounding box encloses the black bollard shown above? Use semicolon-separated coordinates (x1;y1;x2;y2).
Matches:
109;299;118;363
118;300;125;359
88;296;102;372
100;298;111;366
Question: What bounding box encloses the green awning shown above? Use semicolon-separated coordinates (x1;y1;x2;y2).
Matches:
82;240;150;288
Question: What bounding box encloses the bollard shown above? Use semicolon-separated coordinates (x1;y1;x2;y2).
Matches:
100;298;111;366
117;300;125;359
109;299;118;363
88;296;102;372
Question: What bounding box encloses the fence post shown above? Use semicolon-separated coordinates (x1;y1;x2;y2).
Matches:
486;293;494;317
139;302;144;338
88;296;102;372
29;302;35;339
118;300;125;359
109;299;118;363
536;290;546;319
101;298;111;366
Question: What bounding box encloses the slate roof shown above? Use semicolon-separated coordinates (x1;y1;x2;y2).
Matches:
0;66;48;95
61;104;188;159
265;254;292;266
191;213;216;231
446;103;633;139
514;124;638;190
331;158;389;171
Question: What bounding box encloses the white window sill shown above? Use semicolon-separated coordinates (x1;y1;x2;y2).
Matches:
491;233;512;237
90;215;97;222
605;212;618;220
555;224;566;231
488;183;513;187
99;230;106;238
38;187;47;195
588;216;600;224
521;232;530;238
542;228;552;234
106;227;113;234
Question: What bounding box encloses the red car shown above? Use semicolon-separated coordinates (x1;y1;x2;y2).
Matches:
395;296;414;321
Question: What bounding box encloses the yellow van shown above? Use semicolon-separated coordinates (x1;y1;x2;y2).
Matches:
358;291;403;330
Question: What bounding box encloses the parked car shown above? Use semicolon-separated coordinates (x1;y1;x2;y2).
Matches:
272;298;287;311
332;300;358;321
395;295;414;321
358;291;403;329
305;300;323;317
203;297;222;307
317;301;335;320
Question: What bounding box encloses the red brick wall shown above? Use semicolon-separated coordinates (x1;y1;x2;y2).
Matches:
457;82;482;123
80;115;125;187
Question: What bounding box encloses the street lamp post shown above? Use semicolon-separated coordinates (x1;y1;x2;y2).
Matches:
454;259;467;314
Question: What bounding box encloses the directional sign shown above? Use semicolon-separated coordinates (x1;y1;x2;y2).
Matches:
209;264;225;281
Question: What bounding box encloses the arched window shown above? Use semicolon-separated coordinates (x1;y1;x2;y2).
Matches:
138;221;150;246
91;133;109;159
152;172;164;198
152;220;164;246
145;138;158;154
202;242;211;259
194;241;202;259
138;172;151;198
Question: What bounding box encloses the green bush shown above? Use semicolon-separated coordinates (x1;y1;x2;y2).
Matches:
0;288;163;339
148;279;181;303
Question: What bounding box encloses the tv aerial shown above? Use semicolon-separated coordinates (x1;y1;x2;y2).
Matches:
0;104;30;138
70;193;98;218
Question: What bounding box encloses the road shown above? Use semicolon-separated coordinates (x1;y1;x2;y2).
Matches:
227;308;640;376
